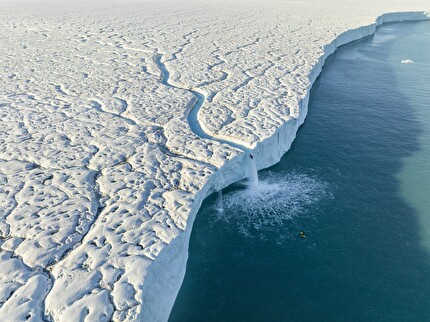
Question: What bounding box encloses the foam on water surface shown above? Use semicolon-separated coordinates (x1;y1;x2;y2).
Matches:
212;172;327;240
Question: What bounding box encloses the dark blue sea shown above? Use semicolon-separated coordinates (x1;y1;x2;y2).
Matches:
170;21;430;321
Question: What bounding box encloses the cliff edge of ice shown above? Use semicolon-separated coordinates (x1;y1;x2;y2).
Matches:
146;11;430;322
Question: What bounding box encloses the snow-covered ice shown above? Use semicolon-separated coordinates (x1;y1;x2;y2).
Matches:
0;1;428;321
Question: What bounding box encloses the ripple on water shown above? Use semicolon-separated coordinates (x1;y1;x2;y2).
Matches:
211;172;328;240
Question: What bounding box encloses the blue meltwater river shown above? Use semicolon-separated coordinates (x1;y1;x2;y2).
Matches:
170;21;430;321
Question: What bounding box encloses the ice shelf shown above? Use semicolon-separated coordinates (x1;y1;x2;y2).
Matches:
0;1;428;321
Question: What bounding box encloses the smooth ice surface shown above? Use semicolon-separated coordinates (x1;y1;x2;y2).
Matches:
0;1;429;321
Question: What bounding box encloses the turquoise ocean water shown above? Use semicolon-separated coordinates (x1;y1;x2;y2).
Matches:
170;21;430;321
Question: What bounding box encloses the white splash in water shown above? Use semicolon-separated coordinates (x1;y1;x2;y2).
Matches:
212;172;327;239
401;59;414;64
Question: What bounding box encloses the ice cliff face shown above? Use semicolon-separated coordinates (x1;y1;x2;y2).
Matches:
0;1;428;321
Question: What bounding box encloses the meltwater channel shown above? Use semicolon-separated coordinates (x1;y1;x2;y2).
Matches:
170;21;430;321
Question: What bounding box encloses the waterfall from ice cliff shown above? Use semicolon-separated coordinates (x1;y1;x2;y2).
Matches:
247;154;259;189
216;191;224;214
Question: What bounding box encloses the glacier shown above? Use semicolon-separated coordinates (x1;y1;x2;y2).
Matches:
0;1;429;321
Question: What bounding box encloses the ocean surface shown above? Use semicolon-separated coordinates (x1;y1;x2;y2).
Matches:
170;21;430;321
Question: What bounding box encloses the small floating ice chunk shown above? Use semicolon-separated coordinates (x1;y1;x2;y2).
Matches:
401;59;414;64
